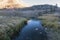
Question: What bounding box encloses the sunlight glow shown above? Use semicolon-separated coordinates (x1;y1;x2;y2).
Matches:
0;0;26;9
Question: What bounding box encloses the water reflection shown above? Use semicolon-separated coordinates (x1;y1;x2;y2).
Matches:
14;19;47;40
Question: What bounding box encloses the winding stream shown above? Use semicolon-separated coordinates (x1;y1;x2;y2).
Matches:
13;19;47;40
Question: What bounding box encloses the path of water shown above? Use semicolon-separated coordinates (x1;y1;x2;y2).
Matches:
13;19;47;40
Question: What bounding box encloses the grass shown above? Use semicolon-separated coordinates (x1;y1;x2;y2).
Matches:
38;14;60;40
38;14;59;29
0;17;27;40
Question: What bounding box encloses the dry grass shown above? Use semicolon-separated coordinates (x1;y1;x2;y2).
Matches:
38;14;60;40
0;16;27;40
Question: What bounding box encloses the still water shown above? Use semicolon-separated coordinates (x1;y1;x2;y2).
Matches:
13;19;47;40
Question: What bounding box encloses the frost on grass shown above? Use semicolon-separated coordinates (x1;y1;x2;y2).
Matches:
0;17;27;40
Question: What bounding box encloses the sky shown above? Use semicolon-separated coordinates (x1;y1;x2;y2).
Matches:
0;0;60;7
22;0;60;7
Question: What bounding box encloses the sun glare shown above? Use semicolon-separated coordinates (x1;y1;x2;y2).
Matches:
0;0;26;9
